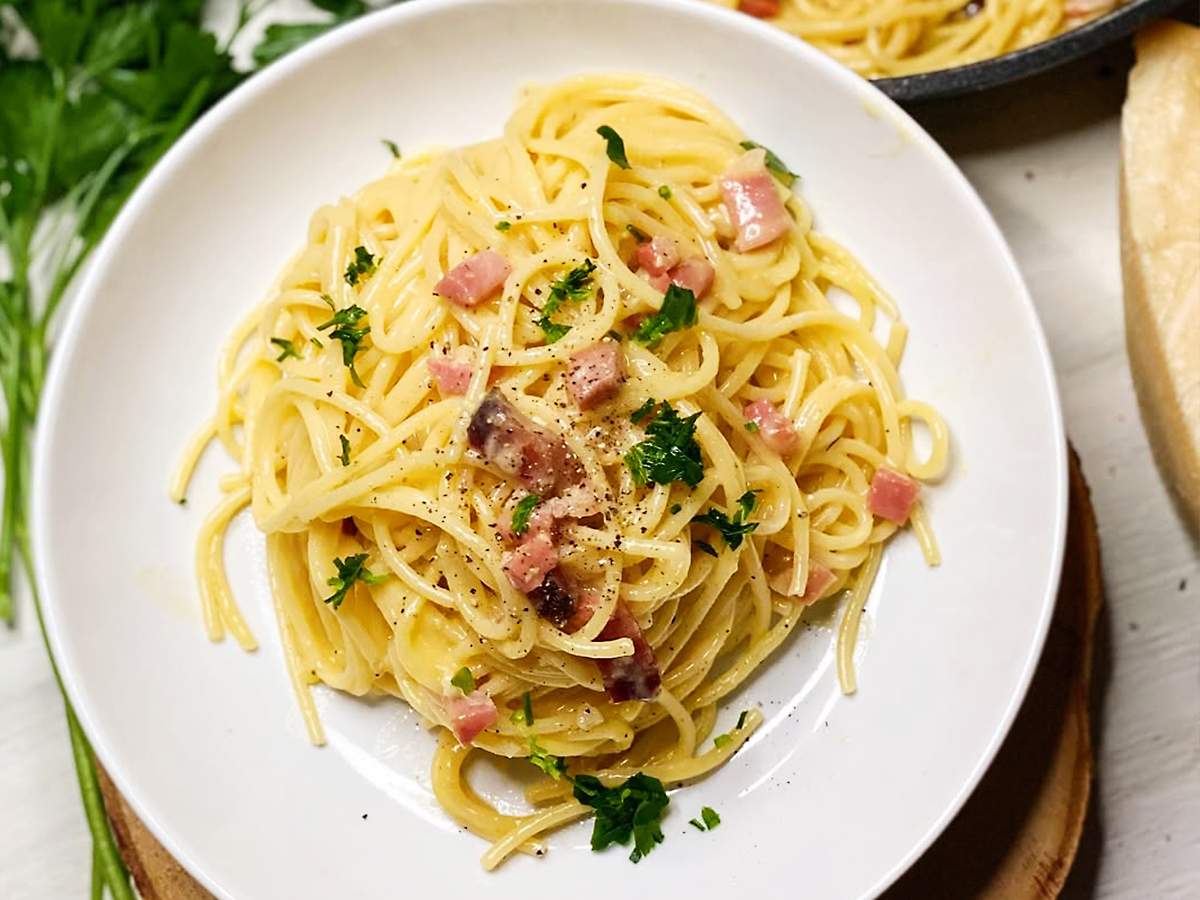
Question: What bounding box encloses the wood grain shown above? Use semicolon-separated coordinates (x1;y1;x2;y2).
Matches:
96;453;1103;900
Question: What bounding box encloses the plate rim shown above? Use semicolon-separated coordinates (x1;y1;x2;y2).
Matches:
31;0;1069;896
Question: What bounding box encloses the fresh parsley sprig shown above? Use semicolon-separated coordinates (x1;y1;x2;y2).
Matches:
318;304;371;387
537;259;597;343
344;245;378;286
631;285;697;347
451;666;476;694
324;553;388;609
271;337;302;362
689;806;721;832
693;491;760;550
510;495;542;537
574;773;670;863
597;125;631;169
528;736;569;780
625;401;705;488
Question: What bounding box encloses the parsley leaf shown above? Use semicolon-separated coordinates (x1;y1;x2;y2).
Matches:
625;401;704;488
537;316;572;344
626;223;650;243
451;666;475;694
537;259;596;343
324;553;387;609
630;398;656;425
339;434;351;467
744;421;759;432
344;245;377;286
573;773;670;863
736;709;750;730
631;285;697;348
318;304;371;387
252;1;368;68
510;495;542;537
528;737;568;780
382;139;400;158
689;817;707;831
693;490;760;550
495;220;512;232
739;140;798;187
701;806;721;830
271;337;302;361
596;125;630;169
713;733;731;749
658;185;672;199
509;691;534;727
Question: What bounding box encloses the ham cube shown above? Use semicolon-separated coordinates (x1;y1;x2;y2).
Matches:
868;468;920;524
468;390;576;494
446;689;498;745
738;0;780;16
668;257;714;299
434;250;511;307
635;236;680;276
567;342;625;410
720;149;791;252
595;601;661;702
771;561;836;603
743;399;798;454
502;533;559;593
427;355;472;395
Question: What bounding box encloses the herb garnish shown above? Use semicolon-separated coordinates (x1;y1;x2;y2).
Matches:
344;245;377;286
318;304;371;387
630;398;656;425
736;709;750;730
626;223;650;243
625;401;704;488
339;434;351;467
631;285;697;347
510;495;542;537
573;773;670;863
537;259;597;343
528;737;569;780
510;691;535;726
744;421;759;432
271;337;302;362
696;540;718;558
324;553;387;609
739;140;798;187
451;666;476;694
596;125;630;169
382;139;400;158
693;490;760;550
658;185;672;199
689;807;721;832
713;733;731;749
495;220;512;232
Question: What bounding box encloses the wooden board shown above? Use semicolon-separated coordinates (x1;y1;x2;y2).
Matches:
98;450;1102;900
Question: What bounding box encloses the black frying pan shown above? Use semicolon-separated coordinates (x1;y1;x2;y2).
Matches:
873;0;1184;102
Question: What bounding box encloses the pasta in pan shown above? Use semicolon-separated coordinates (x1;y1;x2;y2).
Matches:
174;73;949;868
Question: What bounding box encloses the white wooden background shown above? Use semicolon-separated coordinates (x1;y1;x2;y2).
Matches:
1;4;1197;898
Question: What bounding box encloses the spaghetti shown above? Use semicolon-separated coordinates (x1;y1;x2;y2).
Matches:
715;0;1121;78
174;74;950;867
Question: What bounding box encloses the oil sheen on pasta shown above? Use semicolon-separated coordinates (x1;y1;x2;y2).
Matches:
714;0;1121;78
174;74;950;868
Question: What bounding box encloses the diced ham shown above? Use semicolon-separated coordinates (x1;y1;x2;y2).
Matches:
738;0;780;17
550;484;602;520
468;390;579;494
567;342;625;410
641;269;672;293
720;149;791;252
743;399;798;454
503;533;558;593
434;250;511;307
427;355;472;395
667;257;714;299
527;569;578;628
867;468;920;524
769;560;836;604
595;601;661;702
635;237;680;277
446;689;498;744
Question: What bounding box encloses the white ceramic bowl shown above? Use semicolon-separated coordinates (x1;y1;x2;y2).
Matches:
33;1;1067;897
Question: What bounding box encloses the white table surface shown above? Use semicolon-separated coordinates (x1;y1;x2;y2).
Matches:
1;6;1197;899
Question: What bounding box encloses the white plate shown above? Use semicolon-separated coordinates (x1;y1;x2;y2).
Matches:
32;1;1067;897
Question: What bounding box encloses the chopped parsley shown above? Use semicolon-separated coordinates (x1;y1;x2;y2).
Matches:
626;223;650;243
744;420;759;432
382;139;400;158
625;401;704;488
270;337;302;362
596;125;630;169
736;709;750;730
310;336;324;349
528;737;568;780
573;773;669;863
324;553;387;609
696;540;718;558
339;434;351;467
690;807;721;831
713;733;731;749
495;220;512;232
739;140;798;187
451;666;476;694
318;304;371;387
658;185;672;200
344;245;378;286
510;495;542;537
537;259;597;343
509;691;535;726
630;398;657;425
669;503;682;515
693;490;760;550
631;285;697;348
